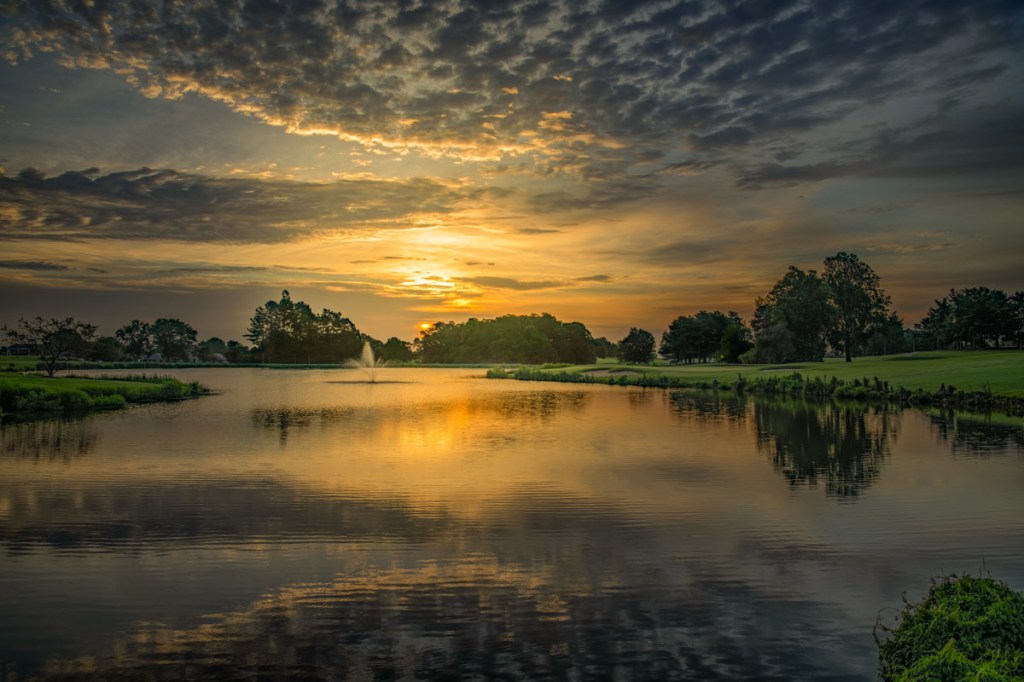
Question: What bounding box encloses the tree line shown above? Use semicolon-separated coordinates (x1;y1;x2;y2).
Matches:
3;255;1021;371
414;313;609;364
617;252;1022;364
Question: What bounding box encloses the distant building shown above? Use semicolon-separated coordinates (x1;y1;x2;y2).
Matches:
1;343;35;356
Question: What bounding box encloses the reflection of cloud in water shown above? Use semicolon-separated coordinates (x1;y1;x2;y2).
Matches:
38;554;868;681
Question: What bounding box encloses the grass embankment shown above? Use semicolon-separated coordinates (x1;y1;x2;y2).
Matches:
489;351;1024;414
0;373;206;420
876;574;1024;681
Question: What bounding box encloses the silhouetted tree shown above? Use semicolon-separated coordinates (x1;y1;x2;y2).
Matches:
378;337;414;362
115;320;154;360
152;318;198;361
2;316;97;376
917;287;1016;350
823;252;892;362
719;313;753;363
618;327;655;364
752;266;833;362
414;314;596;364
87;336;124;362
592;336;618;358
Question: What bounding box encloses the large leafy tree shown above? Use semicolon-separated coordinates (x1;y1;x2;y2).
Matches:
823;252;891;362
245;291;364;363
2;316;97;376
151;318;198;361
661;311;737;364
618;327;655;364
115;319;154;360
414;314;596;364
753;266;833;362
917;287;1016;350
719;313;753;363
246;290;317;362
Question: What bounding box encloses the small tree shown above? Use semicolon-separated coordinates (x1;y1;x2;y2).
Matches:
617;328;655;364
2;316;97;376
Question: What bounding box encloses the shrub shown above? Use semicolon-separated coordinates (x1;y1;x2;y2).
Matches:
876;574;1024;681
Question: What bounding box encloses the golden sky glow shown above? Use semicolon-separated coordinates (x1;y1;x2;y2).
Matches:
0;1;1022;341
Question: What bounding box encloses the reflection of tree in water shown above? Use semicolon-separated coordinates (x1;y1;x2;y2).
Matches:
0;418;98;462
251;406;356;445
251;392;591;444
928;411;1024;457
754;400;898;499
669;391;747;424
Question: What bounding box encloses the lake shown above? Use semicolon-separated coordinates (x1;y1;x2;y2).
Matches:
1;368;1022;680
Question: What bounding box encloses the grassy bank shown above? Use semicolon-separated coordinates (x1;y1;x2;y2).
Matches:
0;373;207;420
488;351;1024;414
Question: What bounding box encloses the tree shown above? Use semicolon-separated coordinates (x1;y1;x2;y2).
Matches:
753;266;833;362
151;318;198;361
592;336;618;358
618;327;655;364
823;252;891;362
115;319;154;360
87;336;124;362
719;313;753;363
378;337;414;362
2;316;97;376
863;312;908;356
917;287;1015;350
412;314;596;364
1011;291;1024;349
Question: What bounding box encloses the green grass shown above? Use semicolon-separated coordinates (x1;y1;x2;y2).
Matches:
876;574;1024;681
0;373;207;420
540;351;1024;398
0;356;40;372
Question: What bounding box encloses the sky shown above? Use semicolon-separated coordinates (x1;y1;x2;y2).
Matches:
1;0;1022;343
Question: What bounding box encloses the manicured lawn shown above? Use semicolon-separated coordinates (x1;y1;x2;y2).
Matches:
549;351;1024;397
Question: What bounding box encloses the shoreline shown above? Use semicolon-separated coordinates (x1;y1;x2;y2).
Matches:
0;373;208;422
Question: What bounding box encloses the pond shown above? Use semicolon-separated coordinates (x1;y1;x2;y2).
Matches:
1;368;1022;680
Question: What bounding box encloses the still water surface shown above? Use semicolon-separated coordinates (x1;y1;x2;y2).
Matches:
1;368;1022;680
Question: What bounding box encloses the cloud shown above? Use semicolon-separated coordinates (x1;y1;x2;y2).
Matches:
462;276;564;291
0;259;69;271
737;108;1024;189
2;0;1019;184
0;167;473;243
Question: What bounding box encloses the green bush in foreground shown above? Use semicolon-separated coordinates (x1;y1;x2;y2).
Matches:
876;574;1024;681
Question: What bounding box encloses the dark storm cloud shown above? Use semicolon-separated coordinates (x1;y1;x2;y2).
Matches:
0;167;470;243
3;0;1021;186
0;259;68;271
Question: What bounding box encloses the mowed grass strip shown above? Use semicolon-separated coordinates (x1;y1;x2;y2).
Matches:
0;373;206;418
546;351;1024;397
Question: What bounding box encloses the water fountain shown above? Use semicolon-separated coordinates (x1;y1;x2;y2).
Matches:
345;341;385;383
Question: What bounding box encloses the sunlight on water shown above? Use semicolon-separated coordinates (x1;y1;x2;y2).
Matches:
1;368;1022;679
